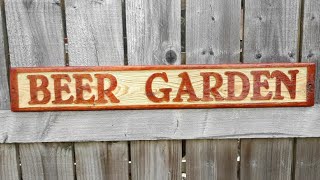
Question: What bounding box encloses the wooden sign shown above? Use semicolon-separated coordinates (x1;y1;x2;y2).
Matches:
10;63;315;112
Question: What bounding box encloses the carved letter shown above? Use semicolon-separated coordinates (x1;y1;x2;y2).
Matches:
51;74;74;104
95;74;120;104
73;74;95;104
271;70;299;100
251;71;272;100
27;75;51;105
200;72;224;101
173;72;200;102
145;72;172;103
225;71;250;101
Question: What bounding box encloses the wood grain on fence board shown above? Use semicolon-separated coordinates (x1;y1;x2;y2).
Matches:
301;0;320;103
243;0;300;63
297;1;320;178
2;105;320;142
294;138;320;180
126;0;181;65
0;0;8;110
186;140;238;180
19;143;74;180
65;0;124;66
131;141;181;180
75;142;128;180
241;139;293;180
186;0;241;64
0;1;21;179
5;1;74;179
242;0;300;178
65;1;129;177
126;0;181;179
5;0;65;66
186;0;241;179
0;144;21;180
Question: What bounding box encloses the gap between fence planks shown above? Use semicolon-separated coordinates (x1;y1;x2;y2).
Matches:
241;0;301;179
186;0;241;179
65;0;129;179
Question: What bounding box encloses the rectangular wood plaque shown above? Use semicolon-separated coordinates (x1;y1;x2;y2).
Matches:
10;63;315;112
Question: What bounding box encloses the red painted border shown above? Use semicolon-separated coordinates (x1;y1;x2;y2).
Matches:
10;63;316;112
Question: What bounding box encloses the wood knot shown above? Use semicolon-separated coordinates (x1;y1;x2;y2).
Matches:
165;50;177;64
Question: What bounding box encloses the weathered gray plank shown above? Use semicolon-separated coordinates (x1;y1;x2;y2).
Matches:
65;0;124;66
242;1;299;178
244;0;300;62
241;139;293;180
0;0;21;179
19;143;74;180
131;140;181;180
301;0;320;103
75;142;128;180
0;0;8;110
2;106;320;142
296;1;320;178
5;0;65;66
186;0;241;64
66;1;128;178
126;0;181;65
126;1;181;179
186;140;238;180
5;1;73;179
185;0;240;179
295;138;320;180
0;144;21;180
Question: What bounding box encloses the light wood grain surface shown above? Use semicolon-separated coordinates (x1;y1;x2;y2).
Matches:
13;66;311;110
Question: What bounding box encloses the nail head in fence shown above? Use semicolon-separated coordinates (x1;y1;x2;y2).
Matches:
10;63;315;112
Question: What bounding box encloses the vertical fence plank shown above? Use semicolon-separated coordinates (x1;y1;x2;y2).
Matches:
301;0;320;103
65;0;128;179
5;0;74;179
185;0;241;179
0;0;21;179
131;141;182;180
241;0;299;179
186;140;238;180
126;0;181;65
0;0;8;110
5;0;65;66
241;139;293;180
295;138;320;180
19;143;74;180
65;0;124;66
75;142;128;180
296;1;320;179
0;144;20;180
126;0;181;179
187;0;241;64
243;0;300;62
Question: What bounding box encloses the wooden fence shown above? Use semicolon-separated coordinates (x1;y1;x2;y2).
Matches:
0;0;320;179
